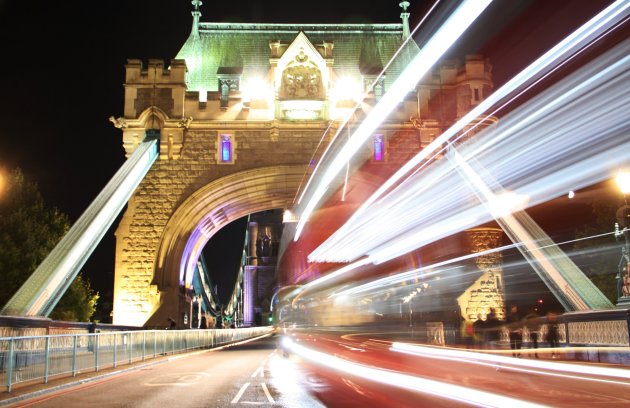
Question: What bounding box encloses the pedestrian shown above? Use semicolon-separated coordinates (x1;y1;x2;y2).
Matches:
524;307;540;358
200;316;208;329
506;305;523;357
545;312;560;358
484;308;503;349
472;314;485;348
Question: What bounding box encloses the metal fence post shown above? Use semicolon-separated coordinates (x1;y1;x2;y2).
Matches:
142;331;146;361
128;333;133;364
44;336;50;384
113;333;118;368
72;335;78;377
95;334;100;372
7;339;15;393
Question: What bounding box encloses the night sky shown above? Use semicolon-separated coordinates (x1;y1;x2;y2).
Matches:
0;1;616;310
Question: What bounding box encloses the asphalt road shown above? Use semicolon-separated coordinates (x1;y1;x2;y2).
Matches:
5;335;323;408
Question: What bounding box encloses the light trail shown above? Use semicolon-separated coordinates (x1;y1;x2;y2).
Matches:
309;0;630;260
282;337;547;408
293;0;493;241
392;343;630;385
294;0;444;207
329;242;522;299
309;39;630;265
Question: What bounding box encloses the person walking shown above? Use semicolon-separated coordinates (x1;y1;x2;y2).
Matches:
472;314;486;348
506;305;523;357
524;307;541;358
484;308;503;349
545;312;560;359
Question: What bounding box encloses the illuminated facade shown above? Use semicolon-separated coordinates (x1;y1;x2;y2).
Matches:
111;1;498;328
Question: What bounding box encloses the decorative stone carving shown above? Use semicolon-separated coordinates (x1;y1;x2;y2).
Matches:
279;49;324;100
109;116;128;129
178;116;193;128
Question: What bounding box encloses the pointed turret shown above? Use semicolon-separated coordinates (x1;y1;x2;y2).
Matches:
400;1;410;39
191;0;202;38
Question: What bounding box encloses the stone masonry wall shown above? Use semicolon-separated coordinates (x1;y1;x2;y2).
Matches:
115;127;324;321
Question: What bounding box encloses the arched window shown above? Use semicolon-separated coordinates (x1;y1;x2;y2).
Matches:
217;132;235;164
373;134;385;162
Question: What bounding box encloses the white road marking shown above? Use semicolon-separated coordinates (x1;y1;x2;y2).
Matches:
251;366;264;378
261;382;275;403
231;382;250;404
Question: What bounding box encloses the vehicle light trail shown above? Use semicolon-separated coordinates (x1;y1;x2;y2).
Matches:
282;337;547;407
392;342;630;385
309;39;630;265
293;0;493;241
309;0;630;260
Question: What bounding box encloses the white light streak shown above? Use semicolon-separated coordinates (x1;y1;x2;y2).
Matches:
309;0;630;260
293;0;493;241
309;39;630;265
283;338;546;408
392;342;630;384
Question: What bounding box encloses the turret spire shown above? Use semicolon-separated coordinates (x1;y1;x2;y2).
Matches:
191;0;202;38
399;1;411;39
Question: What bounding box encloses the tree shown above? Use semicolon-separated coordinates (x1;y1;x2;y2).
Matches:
50;274;99;322
0;168;98;321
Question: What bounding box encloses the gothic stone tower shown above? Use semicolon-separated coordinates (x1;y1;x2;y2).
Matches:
111;2;497;328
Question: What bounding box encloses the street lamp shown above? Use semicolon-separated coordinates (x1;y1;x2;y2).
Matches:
0;170;5;197
615;171;630;307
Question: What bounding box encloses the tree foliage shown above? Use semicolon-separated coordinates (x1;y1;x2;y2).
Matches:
50;274;99;322
0;168;98;321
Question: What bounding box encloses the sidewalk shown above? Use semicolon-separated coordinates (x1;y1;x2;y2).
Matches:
0;352;177;406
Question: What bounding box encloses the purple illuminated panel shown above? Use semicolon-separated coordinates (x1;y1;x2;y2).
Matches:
220;135;232;162
374;134;384;162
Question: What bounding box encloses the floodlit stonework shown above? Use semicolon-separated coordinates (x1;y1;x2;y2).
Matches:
457;228;506;323
112;5;497;327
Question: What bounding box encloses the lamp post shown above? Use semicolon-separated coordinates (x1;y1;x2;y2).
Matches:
615;171;630;308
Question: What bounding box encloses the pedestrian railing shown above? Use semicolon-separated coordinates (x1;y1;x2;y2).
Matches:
0;327;272;392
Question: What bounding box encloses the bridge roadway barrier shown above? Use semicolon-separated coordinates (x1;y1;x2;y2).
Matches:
0;326;273;393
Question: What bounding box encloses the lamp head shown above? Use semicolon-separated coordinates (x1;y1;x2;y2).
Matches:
616;171;630;195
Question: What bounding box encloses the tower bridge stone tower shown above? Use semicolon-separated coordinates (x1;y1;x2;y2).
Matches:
111;2;496;328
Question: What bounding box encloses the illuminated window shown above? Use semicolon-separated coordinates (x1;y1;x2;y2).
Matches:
217;132;235;164
373;134;385;162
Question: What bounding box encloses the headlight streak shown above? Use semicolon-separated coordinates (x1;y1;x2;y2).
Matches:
309;40;630;266
309;0;630;260
330;242;522;299
450;146;592;310
294;0;444;209
303;228;620;305
293;0;493;242
282;337;547;408
391;343;630;386
289;258;372;302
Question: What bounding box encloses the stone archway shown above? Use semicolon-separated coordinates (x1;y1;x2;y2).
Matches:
140;164;305;328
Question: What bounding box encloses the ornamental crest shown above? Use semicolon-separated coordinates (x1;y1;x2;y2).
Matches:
279;49;324;100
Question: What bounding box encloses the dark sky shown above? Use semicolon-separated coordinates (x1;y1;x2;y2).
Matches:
0;1;617;307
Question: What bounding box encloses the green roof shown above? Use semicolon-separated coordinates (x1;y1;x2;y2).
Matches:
176;22;418;92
